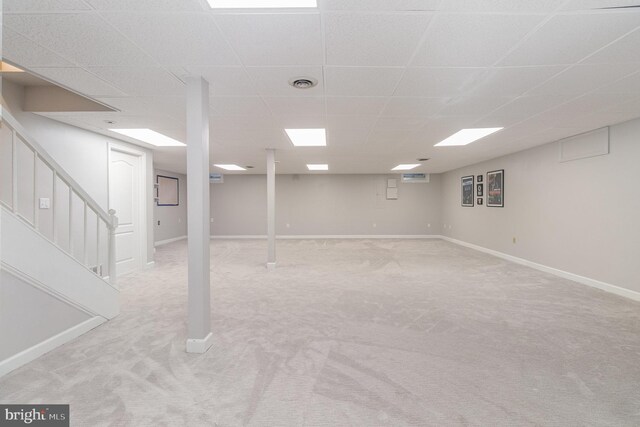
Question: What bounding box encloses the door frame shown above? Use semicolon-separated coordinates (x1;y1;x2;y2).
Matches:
107;143;148;275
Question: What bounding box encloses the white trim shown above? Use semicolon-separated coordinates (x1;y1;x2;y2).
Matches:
154;235;187;247
211;234;441;240
440;236;640;302
146;261;155;268
0;316;106;378
186;332;213;354
266;262;276;271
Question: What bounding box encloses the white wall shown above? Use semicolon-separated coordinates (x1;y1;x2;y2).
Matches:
2;80;155;265
211;174;442;236
441;118;640;294
0;270;91;360
154;169;187;244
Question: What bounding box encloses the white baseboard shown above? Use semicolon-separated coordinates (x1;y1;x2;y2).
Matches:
266;262;276;271
186;332;214;354
440;236;640;302
211;234;441;240
154;235;187;247
0;316;107;378
146;261;155;268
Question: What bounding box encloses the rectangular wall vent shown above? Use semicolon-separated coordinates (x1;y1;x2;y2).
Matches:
401;173;430;183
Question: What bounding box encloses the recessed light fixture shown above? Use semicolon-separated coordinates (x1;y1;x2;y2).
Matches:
307;164;328;171
392;164;420;171
285;129;326;147
214;164;246;171
435;127;503;147
0;62;24;73
109;128;185;147
207;0;316;8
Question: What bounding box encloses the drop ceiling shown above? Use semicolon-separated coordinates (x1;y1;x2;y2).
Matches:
3;0;640;174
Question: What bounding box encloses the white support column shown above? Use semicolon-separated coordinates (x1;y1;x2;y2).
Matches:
266;149;276;270
186;76;213;354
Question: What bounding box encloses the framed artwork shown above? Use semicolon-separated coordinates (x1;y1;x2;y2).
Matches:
461;175;474;207
486;169;504;207
477;175;483;183
156;175;179;206
477;184;483;197
477;198;483;205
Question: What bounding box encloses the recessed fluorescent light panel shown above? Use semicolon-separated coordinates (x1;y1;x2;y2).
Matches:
214;164;246;171
208;0;316;8
435;127;503;147
307;164;328;171
0;62;24;72
392;164;420;171
110;129;185;147
285;129;326;147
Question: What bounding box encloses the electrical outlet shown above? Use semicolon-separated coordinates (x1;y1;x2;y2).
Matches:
157;220;160;226
427;223;431;228
178;218;182;223
372;223;377;228
512;237;516;244
210;218;214;223
286;223;290;228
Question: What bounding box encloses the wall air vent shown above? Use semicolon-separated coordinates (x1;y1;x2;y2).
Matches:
401;173;430;183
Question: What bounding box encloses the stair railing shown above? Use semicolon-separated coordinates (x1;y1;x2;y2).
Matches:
1;106;118;287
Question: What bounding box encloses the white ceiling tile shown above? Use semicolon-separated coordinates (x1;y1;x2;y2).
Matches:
87;67;185;97
440;0;561;12
263;97;326;116
374;116;428;130
469;66;567;97
526;63;640;96
326;97;388;115
583;28;640;64
3;0;92;12
438;96;511;116
245;67;324;97
4;14;155;66
381;97;446;117
325;67;405;96
326;115;378;129
102;12;239;66
275;116;327;129
321;0;441;11
561;0;640;11
594;71;640;94
210;97;271;117
482;95;571;122
394;67;487;97
325;13;431;66
214;13;323;66
182;66;259;96
2;27;74;68
30;67;126;97
85;0;204;11
412;14;545;67
500;13;640;66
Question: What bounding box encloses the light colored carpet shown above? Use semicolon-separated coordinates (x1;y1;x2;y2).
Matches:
1;239;639;426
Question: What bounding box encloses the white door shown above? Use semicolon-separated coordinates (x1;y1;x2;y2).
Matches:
109;149;142;276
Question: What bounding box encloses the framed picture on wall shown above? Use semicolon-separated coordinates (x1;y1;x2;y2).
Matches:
461;175;474;207
477;184;483;197
477;198;483;205
157;175;179;206
477;175;483;183
486;169;504;207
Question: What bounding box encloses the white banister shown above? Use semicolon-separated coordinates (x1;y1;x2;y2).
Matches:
108;209;118;287
0;106;118;288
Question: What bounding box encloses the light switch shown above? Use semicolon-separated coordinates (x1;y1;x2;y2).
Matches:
39;198;50;209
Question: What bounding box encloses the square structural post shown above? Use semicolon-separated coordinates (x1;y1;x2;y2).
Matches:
266;149;276;270
186;76;213;353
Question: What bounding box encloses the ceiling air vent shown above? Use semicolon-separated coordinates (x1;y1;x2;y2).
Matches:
289;77;318;89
